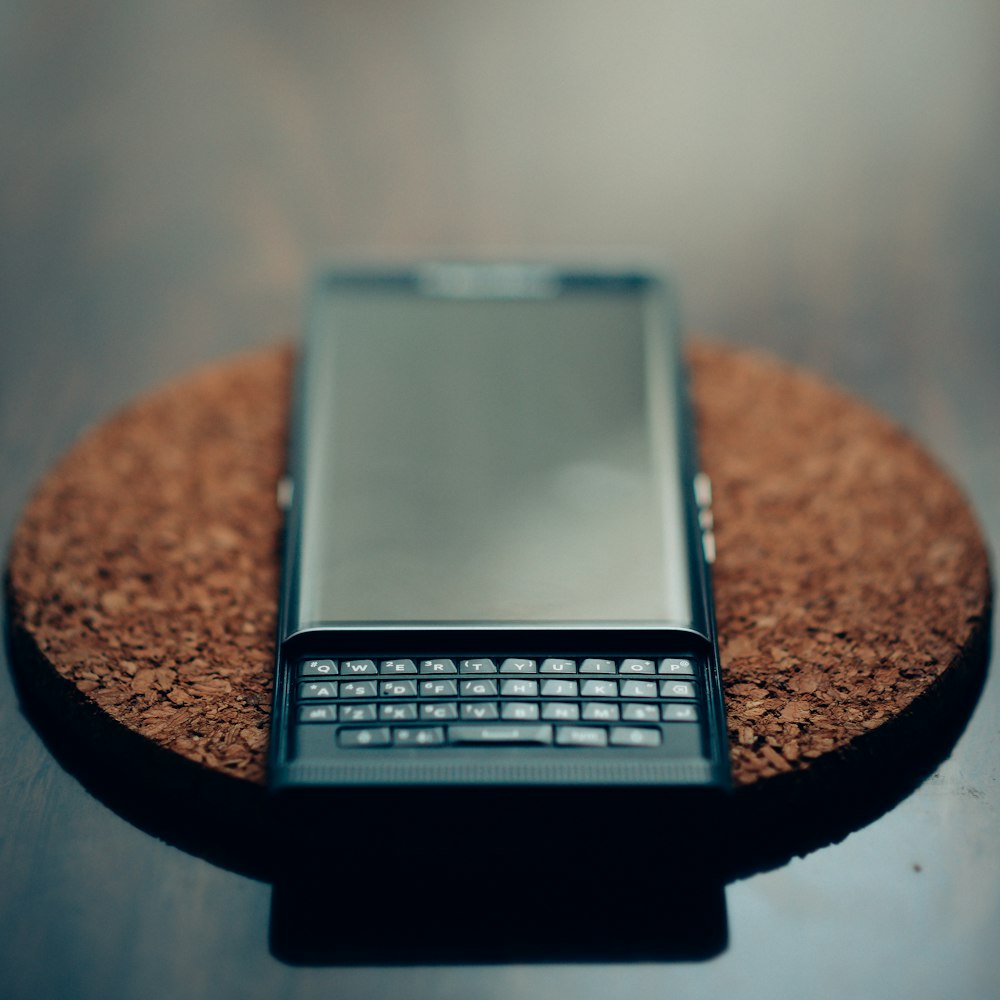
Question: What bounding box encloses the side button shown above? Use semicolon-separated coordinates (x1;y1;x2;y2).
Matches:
702;531;716;564
276;476;293;511
693;471;713;508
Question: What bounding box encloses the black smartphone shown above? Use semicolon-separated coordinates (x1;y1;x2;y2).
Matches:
268;263;728;864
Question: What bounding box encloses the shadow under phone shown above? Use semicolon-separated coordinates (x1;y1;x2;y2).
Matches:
269;872;728;965
268;785;729;964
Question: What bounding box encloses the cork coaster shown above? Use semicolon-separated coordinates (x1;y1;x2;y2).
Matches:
5;343;991;878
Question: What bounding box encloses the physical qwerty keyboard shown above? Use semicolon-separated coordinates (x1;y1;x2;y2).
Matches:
294;655;707;754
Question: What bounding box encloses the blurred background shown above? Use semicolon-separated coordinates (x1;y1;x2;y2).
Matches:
3;3;999;431
2;3;998;999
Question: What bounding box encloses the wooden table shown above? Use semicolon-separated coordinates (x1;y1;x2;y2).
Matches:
2;5;998;998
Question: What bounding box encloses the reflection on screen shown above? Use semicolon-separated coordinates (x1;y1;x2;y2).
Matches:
295;287;693;627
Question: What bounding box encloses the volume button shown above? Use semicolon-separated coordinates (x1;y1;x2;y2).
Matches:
702;531;717;565
694;472;715;563
277;476;294;511
693;471;713;508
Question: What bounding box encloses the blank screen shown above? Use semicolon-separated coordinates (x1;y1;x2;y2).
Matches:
292;281;695;628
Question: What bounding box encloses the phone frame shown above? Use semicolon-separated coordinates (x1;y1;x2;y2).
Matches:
268;264;730;796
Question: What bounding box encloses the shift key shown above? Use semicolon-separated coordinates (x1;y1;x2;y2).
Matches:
448;724;553;745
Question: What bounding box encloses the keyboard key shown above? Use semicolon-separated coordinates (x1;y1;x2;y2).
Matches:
661;718;706;757
621;679;657;699
299;658;337;677
380;659;417;675
460;702;500;721
580;679;618;698
660;680;697;699
663;703;699;722
340;703;377;723
540;658;577;674
299;681;338;700
500;679;538;697
379;703;418;722
380;679;418;698
582;702;620;722
420;679;458;698
341;659;377;676
555;726;608;747
659;658;696;677
460;658;497;674
500;658;537;674
580;658;615;674
448;724;553;745
298;704;337;723
622;703;659;723
619;658;655;675
542;702;580;721
502;702;540;721
460;678;499;697
610;726;663;747
338;727;391;748
340;680;377;698
393;727;445;746
421;702;458;721
540;678;578;698
420;658;457;674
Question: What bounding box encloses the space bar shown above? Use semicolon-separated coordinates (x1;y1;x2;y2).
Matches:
448;725;553;745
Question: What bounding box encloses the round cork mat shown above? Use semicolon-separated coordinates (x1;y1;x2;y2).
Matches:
5;343;991;879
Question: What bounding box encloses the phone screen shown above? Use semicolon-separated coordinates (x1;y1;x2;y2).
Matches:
288;271;700;633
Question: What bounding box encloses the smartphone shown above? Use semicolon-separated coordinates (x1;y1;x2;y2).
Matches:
268;264;729;869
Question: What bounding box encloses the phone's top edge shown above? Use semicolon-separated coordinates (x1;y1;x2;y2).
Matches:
308;262;672;301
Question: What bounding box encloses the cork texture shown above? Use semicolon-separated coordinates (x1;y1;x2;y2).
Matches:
5;343;991;804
